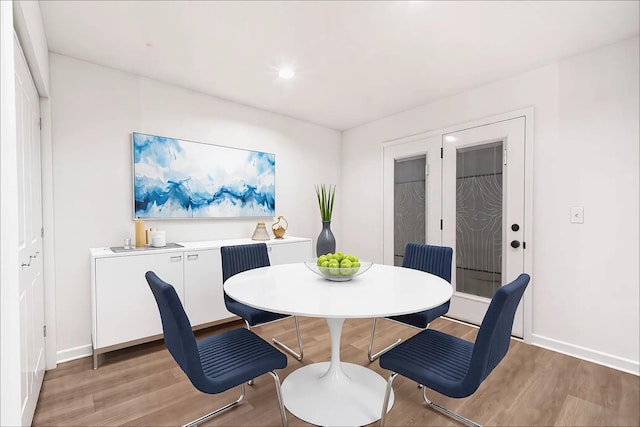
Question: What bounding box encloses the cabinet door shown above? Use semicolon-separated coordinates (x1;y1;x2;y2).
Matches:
94;253;184;349
268;241;312;265
184;249;232;326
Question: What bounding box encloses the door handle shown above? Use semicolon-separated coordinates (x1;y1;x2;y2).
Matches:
510;240;521;249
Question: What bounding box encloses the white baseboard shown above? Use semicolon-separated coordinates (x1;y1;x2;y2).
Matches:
56;344;92;364
531;334;639;376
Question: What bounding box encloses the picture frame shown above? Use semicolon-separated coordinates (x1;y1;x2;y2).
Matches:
133;132;275;219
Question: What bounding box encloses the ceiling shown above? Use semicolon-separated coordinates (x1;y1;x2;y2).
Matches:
39;1;639;131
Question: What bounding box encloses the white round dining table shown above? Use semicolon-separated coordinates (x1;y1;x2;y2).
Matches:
223;262;452;427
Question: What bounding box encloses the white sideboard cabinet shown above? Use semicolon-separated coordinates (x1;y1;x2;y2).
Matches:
90;236;311;369
183;249;225;327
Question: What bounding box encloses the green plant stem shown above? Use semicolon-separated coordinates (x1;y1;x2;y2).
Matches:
315;184;335;221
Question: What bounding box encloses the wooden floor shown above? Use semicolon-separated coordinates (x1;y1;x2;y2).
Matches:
33;317;639;427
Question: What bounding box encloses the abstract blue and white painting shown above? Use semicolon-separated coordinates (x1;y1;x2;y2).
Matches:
133;132;275;219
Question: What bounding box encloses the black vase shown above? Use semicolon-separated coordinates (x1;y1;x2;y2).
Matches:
316;221;336;257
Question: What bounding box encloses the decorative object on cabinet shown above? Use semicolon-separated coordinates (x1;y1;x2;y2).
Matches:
110;242;183;253
133;132;275;219
315;184;336;256
135;219;146;247
145;271;288;427
148;230;167;247
272;215;288;239
251;221;271;241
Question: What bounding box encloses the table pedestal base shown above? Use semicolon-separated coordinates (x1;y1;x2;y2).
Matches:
281;361;394;426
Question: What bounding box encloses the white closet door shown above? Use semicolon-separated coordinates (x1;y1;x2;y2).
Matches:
15;34;45;427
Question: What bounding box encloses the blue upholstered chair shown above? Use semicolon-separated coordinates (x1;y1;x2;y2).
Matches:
379;273;530;427
221;243;303;362
368;242;453;361
145;271;288;427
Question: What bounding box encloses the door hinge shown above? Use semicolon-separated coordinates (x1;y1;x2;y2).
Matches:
41;228;44;238
39;118;42;130
523;241;526;249
503;148;507;165
425;162;429;177
440;219;443;230
43;325;47;337
440;147;443;159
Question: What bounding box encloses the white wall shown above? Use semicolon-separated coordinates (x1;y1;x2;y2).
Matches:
49;53;342;361
341;37;640;374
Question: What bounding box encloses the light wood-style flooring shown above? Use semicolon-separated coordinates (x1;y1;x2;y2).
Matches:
33;317;639;426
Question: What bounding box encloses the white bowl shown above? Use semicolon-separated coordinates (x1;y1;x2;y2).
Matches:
304;259;373;282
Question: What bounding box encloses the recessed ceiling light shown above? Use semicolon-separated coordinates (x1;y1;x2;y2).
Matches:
278;67;295;79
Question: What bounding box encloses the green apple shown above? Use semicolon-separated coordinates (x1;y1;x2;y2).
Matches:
319;260;330;274
317;255;329;266
340;259;352;268
328;259;340;275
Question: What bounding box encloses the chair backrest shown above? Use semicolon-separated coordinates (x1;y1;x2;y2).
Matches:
463;273;530;393
145;271;207;389
221;243;271;307
221;243;271;283
402;243;453;283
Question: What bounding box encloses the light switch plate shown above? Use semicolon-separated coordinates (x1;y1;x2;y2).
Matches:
570;207;584;224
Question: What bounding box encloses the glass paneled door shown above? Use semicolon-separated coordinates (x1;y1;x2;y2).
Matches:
383;136;441;265
442;117;526;337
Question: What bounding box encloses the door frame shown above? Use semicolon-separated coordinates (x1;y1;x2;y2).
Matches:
381;107;534;343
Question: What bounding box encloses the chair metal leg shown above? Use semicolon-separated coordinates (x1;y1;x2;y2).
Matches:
182;383;245;427
368;318;402;362
268;371;288;427
245;322;255;386
272;315;304;361
369;318;435;362
380;372;397;427
422;386;482;427
246;316;304;386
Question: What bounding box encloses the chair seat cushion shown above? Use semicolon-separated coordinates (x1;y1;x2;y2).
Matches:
387;301;450;328
195;328;287;394
225;299;290;326
379;328;474;398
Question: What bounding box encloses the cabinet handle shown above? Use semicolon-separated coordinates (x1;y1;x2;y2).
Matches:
170;255;182;262
187;254;199;260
